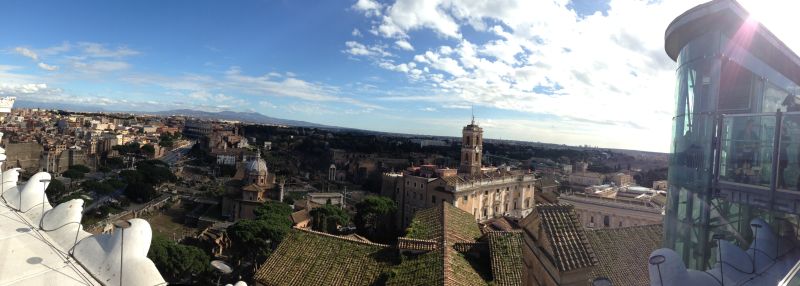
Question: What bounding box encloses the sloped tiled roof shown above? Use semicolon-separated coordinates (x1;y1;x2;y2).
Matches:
394;203;487;286
254;229;393;286
586;224;663;286
486;231;524;286
522;203;597;272
290;209;309;224
257;203;524;286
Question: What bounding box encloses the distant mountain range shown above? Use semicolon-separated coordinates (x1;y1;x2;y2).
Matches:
145;109;330;128
14;100;330;128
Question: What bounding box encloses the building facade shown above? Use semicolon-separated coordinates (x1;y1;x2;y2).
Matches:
560;193;663;229
659;0;800;277
382;120;537;226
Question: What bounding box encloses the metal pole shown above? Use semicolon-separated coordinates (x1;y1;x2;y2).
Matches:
713;234;725;285
113;220;132;286
751;223;761;271
649;255;666;286
40;179;50;229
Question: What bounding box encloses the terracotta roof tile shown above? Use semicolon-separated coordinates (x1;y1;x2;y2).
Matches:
586;224;663;286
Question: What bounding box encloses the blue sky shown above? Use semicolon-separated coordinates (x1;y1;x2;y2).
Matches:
0;0;759;152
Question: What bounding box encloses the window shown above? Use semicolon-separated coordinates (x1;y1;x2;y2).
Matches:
432;195;436;204
603;216;610;228
619;221;623;227
719;60;756;111
483;208;487;217
590;216;594;223
463;196;468;202
484;191;488;196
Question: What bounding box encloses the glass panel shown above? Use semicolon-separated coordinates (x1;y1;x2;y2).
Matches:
719;114;776;187
678;31;720;67
779;113;800;191
764;82;789;113
719;60;757;112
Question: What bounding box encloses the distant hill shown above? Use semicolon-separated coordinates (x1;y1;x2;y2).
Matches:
14;100;328;128
146;109;330;128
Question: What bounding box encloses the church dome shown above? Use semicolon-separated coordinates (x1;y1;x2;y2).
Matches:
246;157;268;175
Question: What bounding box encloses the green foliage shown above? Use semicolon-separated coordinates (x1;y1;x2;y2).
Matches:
141;143;156;155
68;164;91;173
127;160;176;186
159;133;175;148
253;200;293;222
113;142;142;155
310;204;350;234
227;218;290;261
106;178;126;189
148;235;210;283
634;167;668;188
227;201;294;263
62;169;85;180
124;181;157;203
105;157;124;169
81;179;116;195
587;163;614;173
45;179;67;202
355;196;397;242
98;165;111;173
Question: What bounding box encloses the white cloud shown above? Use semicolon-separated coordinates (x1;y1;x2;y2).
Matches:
72;60;130;73
352;0;382;16
14;47;39;61
343;41;392;57
37;62;58;71
259;100;277;108
352;28;363;37
348;0;710;151
395;39;414;51
77;42;139;58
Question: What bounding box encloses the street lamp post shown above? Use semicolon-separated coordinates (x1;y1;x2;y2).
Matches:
39;179;50;229
649;255;666;286
113;220;132;286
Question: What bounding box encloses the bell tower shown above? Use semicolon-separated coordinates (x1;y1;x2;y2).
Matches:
459;115;483;175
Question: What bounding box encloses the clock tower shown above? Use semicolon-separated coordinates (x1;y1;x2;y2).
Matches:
459;116;483;175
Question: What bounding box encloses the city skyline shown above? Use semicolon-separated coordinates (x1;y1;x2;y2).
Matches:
0;0;794;152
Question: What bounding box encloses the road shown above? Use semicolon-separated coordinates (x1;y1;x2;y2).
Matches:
161;141;194;166
84;142;193;214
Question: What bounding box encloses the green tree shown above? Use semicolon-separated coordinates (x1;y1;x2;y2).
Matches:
62;169;85;180
45;179;67;202
253;200;293;222
124;181;157;203
227;218;290;262
159;133;175;148
98;165;111;173
309;204;350;234
141;144;156;156
148;235;210;283
68;164;91;173
354;196;397;242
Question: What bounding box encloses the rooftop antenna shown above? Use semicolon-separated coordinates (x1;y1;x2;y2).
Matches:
471;106;475;125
